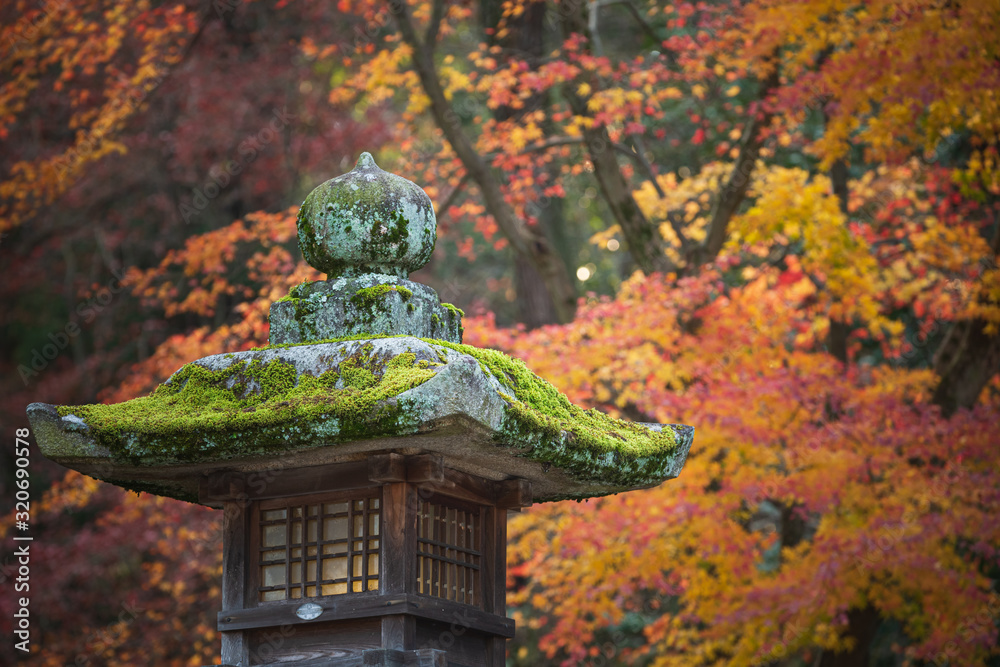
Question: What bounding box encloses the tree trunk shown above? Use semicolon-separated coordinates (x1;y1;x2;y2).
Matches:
559;8;669;275
932;316;1000;417
394;0;578;323
482;0;567;327
826;156;851;365
818;606;881;667
515;255;558;328
689;59;780;269
931;225;1000;417
581;124;669;273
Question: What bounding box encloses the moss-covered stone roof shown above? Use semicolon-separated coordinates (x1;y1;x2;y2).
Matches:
28;337;693;503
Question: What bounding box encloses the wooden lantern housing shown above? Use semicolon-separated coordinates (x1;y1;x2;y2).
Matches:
203;454;530;666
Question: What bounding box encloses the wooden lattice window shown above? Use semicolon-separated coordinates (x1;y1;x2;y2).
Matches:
416;495;482;607
257;493;380;602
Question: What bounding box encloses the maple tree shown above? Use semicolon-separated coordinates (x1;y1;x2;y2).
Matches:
2;0;999;665
489;166;1000;666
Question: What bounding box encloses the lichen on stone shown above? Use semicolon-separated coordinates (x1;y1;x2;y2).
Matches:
295;153;436;279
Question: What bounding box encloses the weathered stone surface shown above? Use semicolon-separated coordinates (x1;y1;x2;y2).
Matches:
27;337;694;504
269;274;463;345
297;152;436;279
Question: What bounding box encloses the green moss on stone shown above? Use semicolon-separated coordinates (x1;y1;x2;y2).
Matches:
340;358;376;389
53;333;682;491
56;351;436;463
425;339;675;461
350;284;413;309
441;302;464;319
252;335;676;465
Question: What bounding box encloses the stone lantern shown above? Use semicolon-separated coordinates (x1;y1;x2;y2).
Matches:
27;153;694;666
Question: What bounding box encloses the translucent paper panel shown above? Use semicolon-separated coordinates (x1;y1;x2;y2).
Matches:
262;565;285;587
321;582;347;596
323;557;347;581
323;543;347;557
258;495;381;602
261;549;283;562
324;517;347;540
262;525;285;548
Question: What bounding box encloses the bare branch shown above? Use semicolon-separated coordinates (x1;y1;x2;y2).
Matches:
435;172;470;220
665;210;690;252
627;133;664;197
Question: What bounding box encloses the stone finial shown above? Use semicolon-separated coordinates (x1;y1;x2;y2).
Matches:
296;152;436;279
271;153;463;345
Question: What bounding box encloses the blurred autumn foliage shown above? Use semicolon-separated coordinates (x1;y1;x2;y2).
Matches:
1;0;999;665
